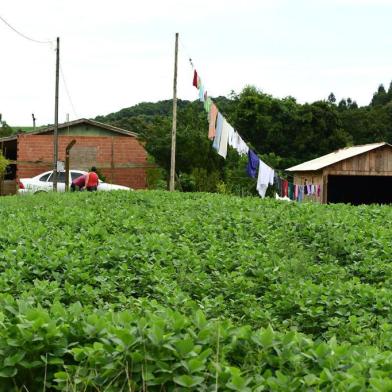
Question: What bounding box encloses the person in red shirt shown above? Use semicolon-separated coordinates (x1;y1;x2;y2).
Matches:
71;174;86;191
85;167;99;192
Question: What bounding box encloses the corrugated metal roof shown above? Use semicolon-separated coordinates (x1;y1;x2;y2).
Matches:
286;142;390;172
0;118;139;143
32;118;140;138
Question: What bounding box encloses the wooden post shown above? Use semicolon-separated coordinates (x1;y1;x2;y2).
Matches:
65;139;76;191
322;174;328;204
169;33;179;192
111;137;114;184
0;141;4;196
53;37;60;191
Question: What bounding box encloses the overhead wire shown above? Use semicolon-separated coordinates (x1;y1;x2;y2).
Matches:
178;38;194;69
0;14;53;44
2;14;78;121
60;66;78;119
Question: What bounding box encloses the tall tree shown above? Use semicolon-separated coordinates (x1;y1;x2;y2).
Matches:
0;121;13;137
328;93;336;104
371;84;389;106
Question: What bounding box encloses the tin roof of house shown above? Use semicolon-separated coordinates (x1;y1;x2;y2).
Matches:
286;142;391;172
0;118;139;142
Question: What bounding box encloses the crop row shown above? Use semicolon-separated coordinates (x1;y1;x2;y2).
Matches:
0;191;392;389
1;298;392;391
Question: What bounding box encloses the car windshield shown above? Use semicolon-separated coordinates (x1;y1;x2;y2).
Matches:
47;172;66;183
38;173;51;182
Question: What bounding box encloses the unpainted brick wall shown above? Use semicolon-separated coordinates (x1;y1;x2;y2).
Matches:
17;134;147;189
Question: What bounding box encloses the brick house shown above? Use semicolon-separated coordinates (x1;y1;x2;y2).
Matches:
0;118;148;191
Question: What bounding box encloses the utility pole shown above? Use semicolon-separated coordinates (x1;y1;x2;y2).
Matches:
65;139;76;191
169;32;178;192
53;37;60;191
32;113;36;130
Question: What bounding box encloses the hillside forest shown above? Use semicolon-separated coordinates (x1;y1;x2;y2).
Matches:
3;82;392;195
95;82;392;194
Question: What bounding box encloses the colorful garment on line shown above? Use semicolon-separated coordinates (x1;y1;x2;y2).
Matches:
227;124;235;147
231;132;249;156
288;183;294;200
212;113;224;151
208;104;218;140
193;70;198;88
199;85;205;102
204;96;212;113
274;174;282;196
298;185;304;202
256;159;274;198
282;180;288;197
218;118;230;158
246;149;259;178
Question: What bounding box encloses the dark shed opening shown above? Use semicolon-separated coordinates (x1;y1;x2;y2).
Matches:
1;138;17;180
328;175;392;205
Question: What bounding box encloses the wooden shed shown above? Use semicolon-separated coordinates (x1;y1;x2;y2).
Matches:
286;142;392;204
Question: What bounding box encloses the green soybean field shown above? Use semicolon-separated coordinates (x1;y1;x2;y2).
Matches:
1;191;392;391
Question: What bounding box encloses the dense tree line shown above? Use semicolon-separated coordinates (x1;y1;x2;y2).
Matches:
95;83;392;193
95;82;392;194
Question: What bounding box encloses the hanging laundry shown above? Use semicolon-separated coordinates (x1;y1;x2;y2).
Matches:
235;135;249;156
298;186;304;202
246;150;259;178
229;131;240;149
208;103;218;140
192;70;198;88
274;173;282;196
294;184;298;200
197;75;201;89
282;180;288;197
199;85;205;102
212;113;224;151
256;159;274;198
228;129;236;147
317;185;321;197
288;183;294;200
227;124;235;147
204;96;212;113
222;127;248;156
217;118;231;158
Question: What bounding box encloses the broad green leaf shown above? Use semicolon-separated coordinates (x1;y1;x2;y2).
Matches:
173;374;204;387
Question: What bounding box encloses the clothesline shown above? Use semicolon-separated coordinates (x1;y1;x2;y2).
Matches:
192;67;286;198
189;59;318;201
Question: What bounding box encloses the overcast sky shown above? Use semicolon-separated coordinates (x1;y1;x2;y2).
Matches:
1;0;392;126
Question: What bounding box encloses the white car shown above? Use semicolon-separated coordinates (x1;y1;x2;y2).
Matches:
18;170;131;194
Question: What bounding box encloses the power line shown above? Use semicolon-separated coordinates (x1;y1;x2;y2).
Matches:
60;65;78;119
0;14;52;44
178;38;194;69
